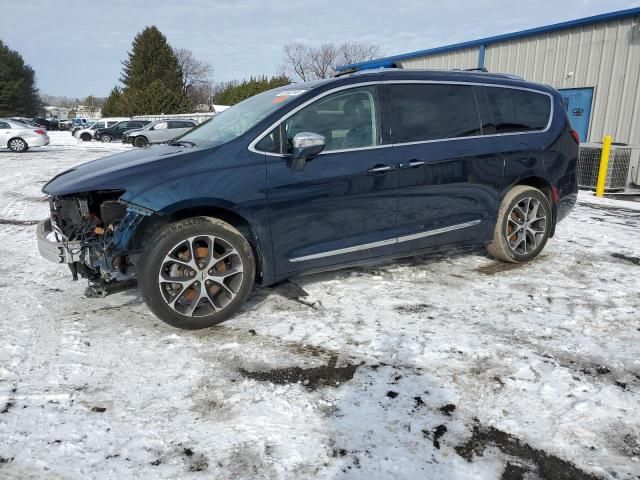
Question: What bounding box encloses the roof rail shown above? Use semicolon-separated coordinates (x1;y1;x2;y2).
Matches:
332;62;403;77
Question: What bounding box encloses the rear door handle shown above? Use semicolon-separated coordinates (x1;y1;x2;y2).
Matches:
367;164;394;173
399;161;425;169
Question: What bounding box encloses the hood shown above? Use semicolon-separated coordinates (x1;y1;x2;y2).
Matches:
43;144;198;196
124;128;144;136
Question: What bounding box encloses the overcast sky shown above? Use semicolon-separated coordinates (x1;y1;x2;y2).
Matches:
2;0;639;98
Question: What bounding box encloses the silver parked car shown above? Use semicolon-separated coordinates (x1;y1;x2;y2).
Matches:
122;119;198;147
0;118;50;152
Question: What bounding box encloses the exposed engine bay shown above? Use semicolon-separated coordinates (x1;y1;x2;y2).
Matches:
47;190;149;296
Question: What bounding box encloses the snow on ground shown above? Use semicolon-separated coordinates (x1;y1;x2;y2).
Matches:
1;132;639;479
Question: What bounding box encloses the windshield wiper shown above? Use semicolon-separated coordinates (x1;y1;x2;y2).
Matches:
170;140;197;148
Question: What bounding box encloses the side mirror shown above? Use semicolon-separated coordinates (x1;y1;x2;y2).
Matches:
290;132;325;171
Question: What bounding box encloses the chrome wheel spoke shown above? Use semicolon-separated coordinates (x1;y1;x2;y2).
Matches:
206;248;236;270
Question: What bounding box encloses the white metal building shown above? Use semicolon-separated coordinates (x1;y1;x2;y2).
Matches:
337;8;640;146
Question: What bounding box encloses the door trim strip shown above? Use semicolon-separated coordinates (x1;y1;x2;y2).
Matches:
288;219;481;262
396;219;481;244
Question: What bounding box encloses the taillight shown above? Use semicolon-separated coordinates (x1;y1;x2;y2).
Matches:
34;129;46;135
569;130;580;144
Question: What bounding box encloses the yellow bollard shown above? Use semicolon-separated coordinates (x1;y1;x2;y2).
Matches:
595;135;613;197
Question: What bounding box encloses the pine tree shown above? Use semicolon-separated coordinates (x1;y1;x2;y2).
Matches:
117;26;188;115
0;40;41;116
121;26;183;93
101;86;124;117
124;81;188;115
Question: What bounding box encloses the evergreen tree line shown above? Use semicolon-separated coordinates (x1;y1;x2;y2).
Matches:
214;75;290;106
0;40;41;117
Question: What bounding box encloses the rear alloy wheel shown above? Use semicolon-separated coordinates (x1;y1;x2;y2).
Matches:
100;134;112;143
138;217;255;329
8;137;28;152
486;185;552;263
134;136;149;148
81;133;91;142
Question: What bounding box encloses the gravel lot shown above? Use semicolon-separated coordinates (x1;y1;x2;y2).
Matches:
1;132;639;479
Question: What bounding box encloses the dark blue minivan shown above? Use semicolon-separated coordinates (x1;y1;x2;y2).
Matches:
37;68;579;329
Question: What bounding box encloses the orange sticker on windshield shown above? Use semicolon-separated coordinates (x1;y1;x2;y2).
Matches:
272;96;288;104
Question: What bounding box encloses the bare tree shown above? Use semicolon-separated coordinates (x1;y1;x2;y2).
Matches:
308;43;339;79
339;42;381;66
174;48;212;96
283;43;310;82
282;42;382;81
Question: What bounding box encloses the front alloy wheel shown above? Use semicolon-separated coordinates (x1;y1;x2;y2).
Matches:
134;136;149;148
158;235;244;317
138;217;255;329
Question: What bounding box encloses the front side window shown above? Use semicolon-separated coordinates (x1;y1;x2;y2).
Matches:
154;122;168;130
389;84;481;143
284;86;380;153
0;122;10;129
485;87;551;133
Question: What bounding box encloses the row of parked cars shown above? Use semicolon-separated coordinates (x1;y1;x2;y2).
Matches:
73;117;199;147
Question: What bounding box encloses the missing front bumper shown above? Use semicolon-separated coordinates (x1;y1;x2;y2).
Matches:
36;218;83;264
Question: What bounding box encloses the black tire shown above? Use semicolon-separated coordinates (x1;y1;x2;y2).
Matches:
81;133;92;142
8;137;28;152
138;216;255;329
100;134;112;143
133;136;149;148
486;185;552;263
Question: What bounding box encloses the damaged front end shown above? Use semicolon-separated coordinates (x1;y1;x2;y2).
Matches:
36;190;152;296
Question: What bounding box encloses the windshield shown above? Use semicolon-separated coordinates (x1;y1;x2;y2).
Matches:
175;87;307;147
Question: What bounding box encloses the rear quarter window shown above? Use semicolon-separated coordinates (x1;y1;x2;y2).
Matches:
485;86;551;133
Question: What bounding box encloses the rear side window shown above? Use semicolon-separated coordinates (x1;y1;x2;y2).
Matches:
389;84;481;143
0;122;10;129
485;87;551;133
169;121;194;128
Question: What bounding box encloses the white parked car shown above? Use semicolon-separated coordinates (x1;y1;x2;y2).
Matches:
0;118;50;152
74;117;130;141
122;119;198;147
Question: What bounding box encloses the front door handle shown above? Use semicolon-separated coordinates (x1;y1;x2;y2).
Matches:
367;164;393;174
399;161;425;169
